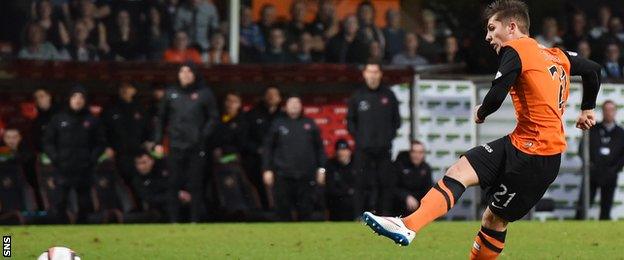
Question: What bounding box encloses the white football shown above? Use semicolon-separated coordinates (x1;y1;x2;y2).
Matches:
37;247;81;260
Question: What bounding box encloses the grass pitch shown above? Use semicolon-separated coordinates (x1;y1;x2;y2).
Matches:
3;221;624;259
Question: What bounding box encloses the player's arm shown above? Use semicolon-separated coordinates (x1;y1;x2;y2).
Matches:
564;51;601;130
475;47;521;123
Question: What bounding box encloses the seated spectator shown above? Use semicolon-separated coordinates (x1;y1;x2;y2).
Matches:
441;35;464;64
601;43;624;79
536;17;562;48
357;1;384;47
163;31;202;63
240;5;265;63
367;41;383;63
32;0;70;49
285;1;308;53
393;140;432;215
211;92;248;156
261;28;294;64
294;32;323;63
325;15;369;64
107;9;141;61
74;0;109;55
18;23;69;60
589;5;612;41
382;9;405;62
66;21;100;61
258;4;282;49
307;1;339;41
144;6;170;61
418;9;444;63
2;127;38;209
577;40;592;59
563;12;588;51
392;32;428;67
203;32;230;64
173;0;219;51
323;139;357;221
132;152;169;222
163;0;180;33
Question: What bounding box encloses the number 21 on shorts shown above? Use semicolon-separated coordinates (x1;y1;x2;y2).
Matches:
491;184;516;209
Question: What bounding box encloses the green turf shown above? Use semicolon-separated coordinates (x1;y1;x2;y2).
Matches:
3;221;624;259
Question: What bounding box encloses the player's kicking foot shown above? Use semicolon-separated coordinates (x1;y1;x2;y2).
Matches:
362;211;415;246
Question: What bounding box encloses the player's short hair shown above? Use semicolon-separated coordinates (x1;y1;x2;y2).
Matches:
603;99;617;109
483;0;530;34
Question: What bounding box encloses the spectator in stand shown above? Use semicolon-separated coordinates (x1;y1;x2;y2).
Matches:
75;0;109;56
601;42;624;79
393;140;432;215
578;40;592;59
132;152;170;222
31;88;58;153
108;9;141;61
536;17;562;48
603;16;624;45
392;32;428;67
1;127;38;210
418;9;443;63
211;92;248;157
367;40;383;64
323;139;357;221
258;4;280;49
441;35;464;64
144;5;170;61
563;12;588;51
43;85;107;223
294;32;322;63
357;1;384;50
203;32;230;64
18;23;69;60
307;0;339;41
285;1;308;53
262;94;326;221
589;5;612;41
243;86;284;210
163;0;180;34
261;28;293;63
153;63;219;222
240;5;265;63
173;0;219;51
382;9;405;63
67;20;100;61
325;15;369;64
31;0;70;49
101;82;149;185
347;63;400;216
163;31;202;63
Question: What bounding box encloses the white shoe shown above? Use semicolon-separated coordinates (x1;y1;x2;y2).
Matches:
362;211;415;246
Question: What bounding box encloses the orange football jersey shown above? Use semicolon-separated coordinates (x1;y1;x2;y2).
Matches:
503;37;571;155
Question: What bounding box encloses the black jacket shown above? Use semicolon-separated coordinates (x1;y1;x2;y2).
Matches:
262;115;326;178
393;151;433;201
153;84;219;150
325;158;357;198
102;99;149;155
325;32;370;64
131;161;169;211
580;122;624;184
211;113;249;155
31;105;58;152
42;108;106;170
347;86;401;149
244;103;285;155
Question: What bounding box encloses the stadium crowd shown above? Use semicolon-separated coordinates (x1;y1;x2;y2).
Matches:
0;0;623;78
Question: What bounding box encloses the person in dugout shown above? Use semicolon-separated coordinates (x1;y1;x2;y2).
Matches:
262;94;327;221
131;151;170;222
322;139;358;221
152;62;219;223
393;140;433;216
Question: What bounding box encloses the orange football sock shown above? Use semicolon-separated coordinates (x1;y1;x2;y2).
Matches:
402;176;465;232
469;226;506;260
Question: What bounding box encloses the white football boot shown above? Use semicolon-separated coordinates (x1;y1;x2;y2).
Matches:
362;211;416;246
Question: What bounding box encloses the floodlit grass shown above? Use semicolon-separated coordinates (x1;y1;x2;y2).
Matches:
3;221;624;259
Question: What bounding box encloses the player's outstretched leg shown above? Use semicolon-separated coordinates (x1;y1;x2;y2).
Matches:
469;207;508;259
362;157;477;246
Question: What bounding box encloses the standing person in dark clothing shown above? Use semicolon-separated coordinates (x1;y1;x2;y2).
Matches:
102;82;149;185
1;127;38;209
347;63;401;216
323;139;357;221
153;62;219;223
243;86;284;209
262;95;327;221
31;88;58;153
393;140;433;215
132;152;170;222
43;85;107;223
577;100;624;220
211;92;248;156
